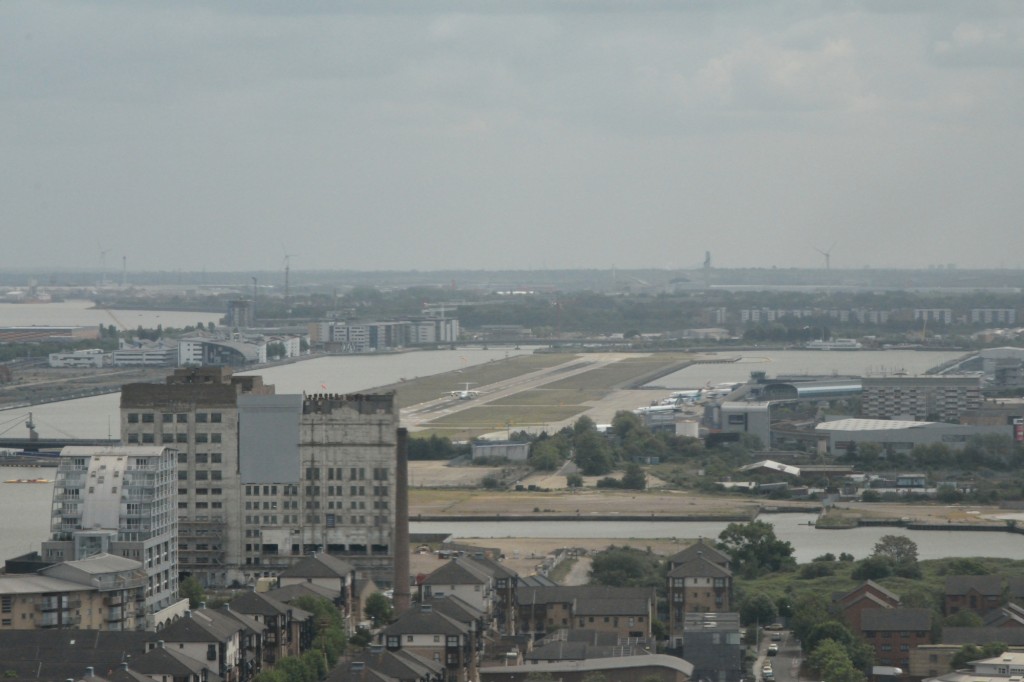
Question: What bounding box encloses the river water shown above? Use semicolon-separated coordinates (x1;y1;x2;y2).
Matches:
5;472;1023;565
0;299;222;329
409;514;1024;563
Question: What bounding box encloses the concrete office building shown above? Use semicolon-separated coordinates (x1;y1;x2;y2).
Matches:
861;376;983;422
120;367;275;587
121;368;402;590
41;446;179;626
241;393;400;588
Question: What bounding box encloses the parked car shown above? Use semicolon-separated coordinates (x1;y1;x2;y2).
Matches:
767;643;779;656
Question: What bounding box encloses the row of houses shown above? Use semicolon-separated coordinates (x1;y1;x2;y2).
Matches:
0;551;358;681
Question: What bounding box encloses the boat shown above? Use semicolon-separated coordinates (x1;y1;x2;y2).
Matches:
3;478;52;484
805;338;863;350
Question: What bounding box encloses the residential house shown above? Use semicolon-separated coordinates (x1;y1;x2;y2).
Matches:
381;603;475;682
517;586;656;640
0;554;149;632
151;608;250;682
419;558;493;623
833;580;901;633
326;645;445;682
861;608;933;671
276;552;356;628
945;575;1004;616
228;590;310;663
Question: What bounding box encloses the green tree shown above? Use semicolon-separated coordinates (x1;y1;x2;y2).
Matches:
529;440;562;471
575;431;614;475
952;642;1007;669
716;521;796;577
179;576;206;609
807;638;868;682
946;609;983;627
873;535;919;565
739;592;778;626
566;473;584;488
365;591;394;626
851;555;892;581
589;546;664;590
620;463;647;490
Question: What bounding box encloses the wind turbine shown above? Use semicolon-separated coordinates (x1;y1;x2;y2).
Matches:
815;242;837;270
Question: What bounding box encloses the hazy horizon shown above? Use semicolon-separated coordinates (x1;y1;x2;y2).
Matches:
3;2;1022;272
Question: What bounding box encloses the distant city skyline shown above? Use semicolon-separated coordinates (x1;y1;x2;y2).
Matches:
2;2;1022;272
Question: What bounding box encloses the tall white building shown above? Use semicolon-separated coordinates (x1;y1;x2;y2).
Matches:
42;446;178;625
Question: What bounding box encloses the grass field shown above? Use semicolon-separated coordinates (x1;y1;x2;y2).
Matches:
424;404;586;428
486;388;606;406
540;354;692;390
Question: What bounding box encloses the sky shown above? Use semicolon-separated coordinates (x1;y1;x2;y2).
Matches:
2;1;1023;273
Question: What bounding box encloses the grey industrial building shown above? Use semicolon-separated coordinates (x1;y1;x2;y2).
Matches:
816;418;1012;456
861;375;982;422
120;367;402;590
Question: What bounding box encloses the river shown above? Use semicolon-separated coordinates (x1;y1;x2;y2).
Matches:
5;472;1023;565
0;299;222;329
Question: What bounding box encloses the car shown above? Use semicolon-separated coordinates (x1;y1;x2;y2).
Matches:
764;623;784;630
771;632;782;642
767;643;779;656
762;667;774;681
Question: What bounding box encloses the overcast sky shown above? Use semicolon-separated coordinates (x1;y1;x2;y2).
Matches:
2;1;1022;273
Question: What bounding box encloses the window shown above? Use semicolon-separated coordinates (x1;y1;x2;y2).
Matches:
142;413;155;423
406;635;414;643
127;413;139;423
195;471;208;480
195;453;208;464
177;452;188;463
211;453;222;464
127;433;139;444
142;433;154;444
195;433;208;443
176;433;187;443
177;414;187;423
211;433;221;443
196;413;208;423
211;412;222;423
162;413;173;423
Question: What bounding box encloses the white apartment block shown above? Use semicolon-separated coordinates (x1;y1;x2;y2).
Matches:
914;309;954;325
42;446;178;625
970;308;1017;325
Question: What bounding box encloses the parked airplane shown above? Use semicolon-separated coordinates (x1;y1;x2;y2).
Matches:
634;404;682;415
449;383;480;400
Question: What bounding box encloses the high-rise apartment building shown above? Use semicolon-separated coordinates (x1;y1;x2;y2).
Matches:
42;446;178;625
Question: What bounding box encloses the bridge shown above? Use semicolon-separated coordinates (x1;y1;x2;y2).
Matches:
0;438;119;453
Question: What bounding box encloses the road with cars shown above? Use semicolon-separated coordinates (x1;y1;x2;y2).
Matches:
756;629;804;682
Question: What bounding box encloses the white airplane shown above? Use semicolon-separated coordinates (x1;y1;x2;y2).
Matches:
634;404;682;415
666;388;704;404
449;383;480;400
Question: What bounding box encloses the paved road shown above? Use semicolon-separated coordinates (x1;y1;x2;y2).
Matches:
756;630;802;682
